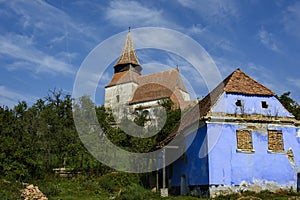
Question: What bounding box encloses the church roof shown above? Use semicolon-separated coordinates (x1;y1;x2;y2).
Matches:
138;68;187;92
105;70;140;88
129;68;188;104
129;83;173;104
114;30;140;67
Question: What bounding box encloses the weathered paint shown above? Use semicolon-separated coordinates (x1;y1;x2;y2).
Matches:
207;123;300;188
212;93;293;117
171;122;300;193
168;88;300;198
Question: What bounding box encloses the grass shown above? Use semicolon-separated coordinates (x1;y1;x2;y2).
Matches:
2;174;300;200
0;179;23;200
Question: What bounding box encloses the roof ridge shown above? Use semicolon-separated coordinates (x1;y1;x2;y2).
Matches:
140;68;179;78
138;68;187;92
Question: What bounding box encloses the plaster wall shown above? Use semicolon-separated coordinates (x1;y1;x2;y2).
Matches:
211;93;293;117
104;82;138;118
180;90;191;101
171;125;209;187
207;122;300;189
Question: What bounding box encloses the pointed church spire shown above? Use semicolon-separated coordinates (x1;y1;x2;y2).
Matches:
114;29;141;68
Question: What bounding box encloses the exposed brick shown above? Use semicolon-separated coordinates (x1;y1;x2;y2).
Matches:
268;130;284;152
236;130;253;151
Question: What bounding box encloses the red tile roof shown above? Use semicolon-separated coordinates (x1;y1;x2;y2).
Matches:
129;68;188;104
129;83;172;103
223;68;274;95
139;68;187;92
198;68;275;117
105;70;140;87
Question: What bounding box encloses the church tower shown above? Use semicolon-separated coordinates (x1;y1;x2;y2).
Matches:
113;29;142;74
104;29;142;118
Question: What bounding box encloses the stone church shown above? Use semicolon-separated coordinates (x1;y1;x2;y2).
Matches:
104;30;191;120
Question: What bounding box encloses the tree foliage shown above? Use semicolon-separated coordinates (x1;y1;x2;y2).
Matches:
0;91;181;181
104;98;181;153
277;92;300;120
0;90;110;181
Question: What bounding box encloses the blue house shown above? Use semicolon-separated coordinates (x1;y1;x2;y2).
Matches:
165;68;300;197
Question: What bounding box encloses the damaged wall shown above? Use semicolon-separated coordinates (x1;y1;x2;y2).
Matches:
207;123;300;188
169;92;299;196
170;121;300;192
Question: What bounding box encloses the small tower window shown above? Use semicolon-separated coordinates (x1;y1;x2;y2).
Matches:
235;99;242;107
261;101;268;109
116;95;120;103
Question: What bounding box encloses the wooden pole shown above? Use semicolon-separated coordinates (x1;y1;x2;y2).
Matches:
156;168;159;192
162;148;166;189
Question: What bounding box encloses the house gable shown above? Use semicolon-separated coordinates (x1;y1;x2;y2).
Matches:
200;68;293;118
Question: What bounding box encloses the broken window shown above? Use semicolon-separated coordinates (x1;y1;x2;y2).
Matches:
268;130;284;152
236;130;254;152
261;101;268;109
235;99;242;107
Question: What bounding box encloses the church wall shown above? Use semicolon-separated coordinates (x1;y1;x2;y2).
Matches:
180;90;191;101
104;82;139;119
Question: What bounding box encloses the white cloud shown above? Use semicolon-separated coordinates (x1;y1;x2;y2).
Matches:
0;86;36;108
213;56;238;76
257;28;280;52
0;34;74;75
247;62;274;81
105;0;173;27
244;62;291;97
143;51;211;98
287;78;300;89
283;1;300;38
177;0;239;24
4;0;100;43
188;24;207;35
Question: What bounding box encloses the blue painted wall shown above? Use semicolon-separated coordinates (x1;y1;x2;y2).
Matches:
212;93;293;117
170;93;299;189
207;123;300;187
171;125;209;187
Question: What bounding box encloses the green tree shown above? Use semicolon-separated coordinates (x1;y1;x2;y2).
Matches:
277;92;300;120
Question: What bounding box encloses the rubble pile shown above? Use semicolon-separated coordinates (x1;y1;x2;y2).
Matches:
21;184;48;200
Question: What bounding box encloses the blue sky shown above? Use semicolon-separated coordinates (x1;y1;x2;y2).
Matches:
1;0;300;108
